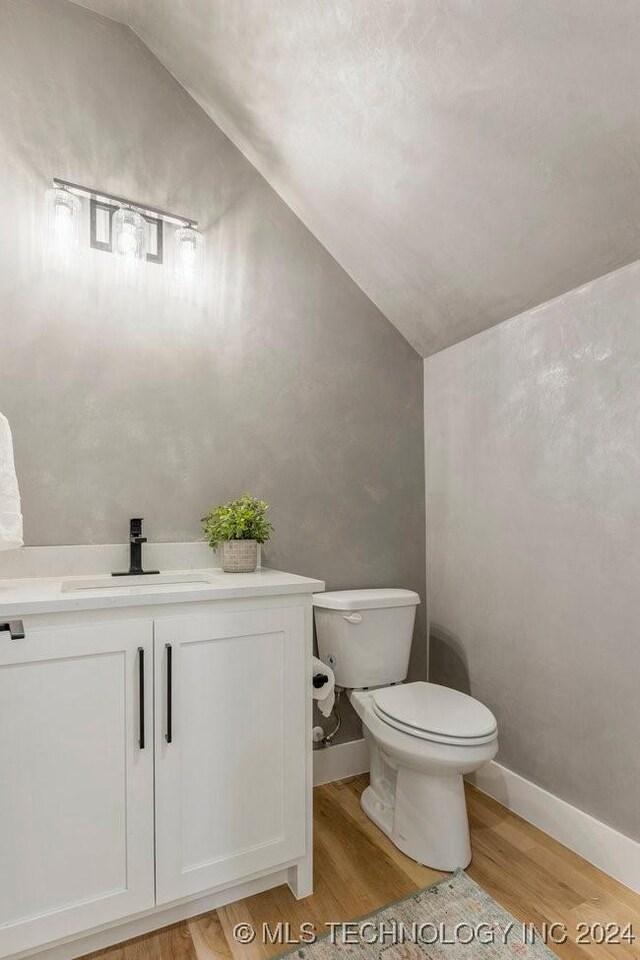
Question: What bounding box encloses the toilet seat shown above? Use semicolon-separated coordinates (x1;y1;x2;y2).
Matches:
372;681;497;746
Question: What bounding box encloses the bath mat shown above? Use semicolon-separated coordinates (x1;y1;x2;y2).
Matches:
277;871;556;959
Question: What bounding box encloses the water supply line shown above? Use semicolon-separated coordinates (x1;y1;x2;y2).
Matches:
313;688;342;748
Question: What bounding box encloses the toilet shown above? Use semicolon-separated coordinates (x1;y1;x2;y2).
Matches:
313;588;498;871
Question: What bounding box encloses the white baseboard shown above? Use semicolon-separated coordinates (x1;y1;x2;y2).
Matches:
470;761;640;893
313;746;640;892
313;738;370;786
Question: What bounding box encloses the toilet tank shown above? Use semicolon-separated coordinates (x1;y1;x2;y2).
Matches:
313;589;420;689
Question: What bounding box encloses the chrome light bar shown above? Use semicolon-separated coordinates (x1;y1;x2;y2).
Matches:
52;178;198;230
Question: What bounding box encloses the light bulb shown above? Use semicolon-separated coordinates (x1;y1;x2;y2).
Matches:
180;239;196;277
113;206;146;261
173;225;204;284
117;222;138;257
45;187;81;264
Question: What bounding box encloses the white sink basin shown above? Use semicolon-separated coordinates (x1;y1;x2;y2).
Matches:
61;572;216;592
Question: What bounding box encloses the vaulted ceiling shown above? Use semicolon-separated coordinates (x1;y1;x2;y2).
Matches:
74;0;640;355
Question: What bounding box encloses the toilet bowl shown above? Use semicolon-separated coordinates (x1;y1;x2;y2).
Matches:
313;589;498;871
349;683;497;870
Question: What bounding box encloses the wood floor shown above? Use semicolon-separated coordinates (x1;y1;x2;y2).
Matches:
91;776;640;960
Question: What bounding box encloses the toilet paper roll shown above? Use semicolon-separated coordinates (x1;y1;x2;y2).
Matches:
312;655;335;718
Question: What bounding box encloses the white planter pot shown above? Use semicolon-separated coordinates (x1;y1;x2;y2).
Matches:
220;540;258;573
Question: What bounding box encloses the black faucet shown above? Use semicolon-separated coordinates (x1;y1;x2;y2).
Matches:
112;518;160;577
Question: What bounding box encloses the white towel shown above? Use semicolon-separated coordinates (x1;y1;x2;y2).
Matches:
312;655;336;718
0;413;23;551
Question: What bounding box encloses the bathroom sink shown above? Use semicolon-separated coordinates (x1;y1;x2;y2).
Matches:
61;572;217;592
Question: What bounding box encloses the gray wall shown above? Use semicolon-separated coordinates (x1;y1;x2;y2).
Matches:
0;0;426;743
425;261;640;839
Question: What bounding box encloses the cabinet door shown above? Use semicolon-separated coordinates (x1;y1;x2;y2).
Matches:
0;619;154;959
154;605;307;904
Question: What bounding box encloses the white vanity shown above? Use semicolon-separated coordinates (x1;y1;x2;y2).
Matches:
0;565;323;960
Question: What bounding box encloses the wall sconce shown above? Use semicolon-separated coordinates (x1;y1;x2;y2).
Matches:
47;178;204;282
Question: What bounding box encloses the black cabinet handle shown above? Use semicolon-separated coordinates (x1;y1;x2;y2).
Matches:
165;643;173;743
138;647;145;750
0;621;25;640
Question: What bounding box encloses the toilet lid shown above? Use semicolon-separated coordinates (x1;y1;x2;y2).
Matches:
372;682;497;742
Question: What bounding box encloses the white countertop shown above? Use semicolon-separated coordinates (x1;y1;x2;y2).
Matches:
0;567;325;617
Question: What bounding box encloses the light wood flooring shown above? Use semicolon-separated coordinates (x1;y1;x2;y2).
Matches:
90;776;640;960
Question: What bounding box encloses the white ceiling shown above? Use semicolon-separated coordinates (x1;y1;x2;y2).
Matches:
73;0;640;355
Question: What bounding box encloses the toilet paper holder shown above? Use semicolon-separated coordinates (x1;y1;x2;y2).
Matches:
313;671;329;689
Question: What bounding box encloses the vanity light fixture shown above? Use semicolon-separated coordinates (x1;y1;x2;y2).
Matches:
48;178;202;279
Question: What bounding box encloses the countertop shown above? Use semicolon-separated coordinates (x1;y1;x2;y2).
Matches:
0;567;325;617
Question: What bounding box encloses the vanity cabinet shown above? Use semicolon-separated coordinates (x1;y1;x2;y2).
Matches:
0;574;318;960
154;606;306;903
0;619;155;958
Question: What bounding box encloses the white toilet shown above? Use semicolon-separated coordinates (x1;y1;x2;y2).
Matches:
313;588;498;871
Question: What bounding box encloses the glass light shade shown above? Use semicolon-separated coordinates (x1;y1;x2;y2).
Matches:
173;225;204;283
113;206;147;260
45;187;81;261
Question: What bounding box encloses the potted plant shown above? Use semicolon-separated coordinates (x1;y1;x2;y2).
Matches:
201;494;273;573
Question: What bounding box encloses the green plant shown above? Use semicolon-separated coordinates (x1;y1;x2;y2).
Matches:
201;494;273;550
